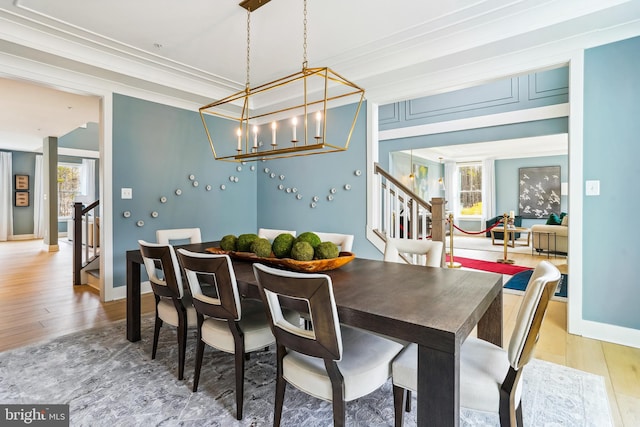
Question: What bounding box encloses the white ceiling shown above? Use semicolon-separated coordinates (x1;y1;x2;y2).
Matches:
1;0;639;156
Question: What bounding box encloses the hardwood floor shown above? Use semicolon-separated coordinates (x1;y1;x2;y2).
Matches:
0;238;638;426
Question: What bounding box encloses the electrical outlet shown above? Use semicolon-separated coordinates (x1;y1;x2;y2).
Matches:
121;188;133;199
585;180;600;196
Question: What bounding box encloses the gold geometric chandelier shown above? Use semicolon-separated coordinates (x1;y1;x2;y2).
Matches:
199;0;365;162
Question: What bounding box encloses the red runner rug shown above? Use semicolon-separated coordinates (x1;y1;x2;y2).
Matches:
446;255;531;275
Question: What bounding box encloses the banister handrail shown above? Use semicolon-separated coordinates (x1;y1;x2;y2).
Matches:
81;199;99;214
375;163;432;213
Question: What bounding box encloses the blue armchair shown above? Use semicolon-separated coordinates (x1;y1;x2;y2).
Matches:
485;215;522;239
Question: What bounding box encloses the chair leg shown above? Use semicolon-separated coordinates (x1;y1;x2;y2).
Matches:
151;313;162;360
405;390;412;412
177;320;187;380
393;385;407;427
274;373;286;427
332;396;346;427
234;351;245;420
325;361;345;427
274;346;287;427
516;402;523;426
192;337;205;392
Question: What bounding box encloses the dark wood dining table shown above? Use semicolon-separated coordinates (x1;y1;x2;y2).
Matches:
126;241;503;427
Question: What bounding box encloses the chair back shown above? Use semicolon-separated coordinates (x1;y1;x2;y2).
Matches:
156;228;202;245
138;240;185;299
257;228;297;240
508;260;561;370
313;232;354;252
253;263;342;360
176;249;241;320
383;237;444;267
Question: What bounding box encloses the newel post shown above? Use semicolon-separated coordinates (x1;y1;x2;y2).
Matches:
430;197;446;267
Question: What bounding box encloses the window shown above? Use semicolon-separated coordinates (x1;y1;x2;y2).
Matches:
458;163;482;216
57;163;82;218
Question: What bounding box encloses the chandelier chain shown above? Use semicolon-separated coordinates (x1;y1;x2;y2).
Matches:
246;8;251;88
303;0;308;68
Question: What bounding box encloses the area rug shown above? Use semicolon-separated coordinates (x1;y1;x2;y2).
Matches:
446;255;532;275
505;270;568;299
0;318;612;426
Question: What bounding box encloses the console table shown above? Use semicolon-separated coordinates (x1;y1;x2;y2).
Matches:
491;226;531;247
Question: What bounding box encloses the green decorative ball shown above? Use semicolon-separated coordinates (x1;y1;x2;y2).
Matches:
314;241;339;260
272;233;296;258
291;241;314;261
237;233;259;252
294;231;321;249
250;238;272;257
220;234;238;251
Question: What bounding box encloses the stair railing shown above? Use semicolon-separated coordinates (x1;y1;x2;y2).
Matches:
72;200;100;286
372;163;446;264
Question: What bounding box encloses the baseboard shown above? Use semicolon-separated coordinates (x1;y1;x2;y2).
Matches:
580;319;640;349
7;234;36;241
109;281;153;301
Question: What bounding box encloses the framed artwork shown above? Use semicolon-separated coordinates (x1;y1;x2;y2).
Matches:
15;174;29;190
518;166;561;219
15;191;29;207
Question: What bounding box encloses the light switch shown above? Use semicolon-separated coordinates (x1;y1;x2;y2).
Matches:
585;180;600;196
121;188;133;199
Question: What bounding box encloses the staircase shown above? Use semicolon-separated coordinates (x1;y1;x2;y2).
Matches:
371;163;447;262
72;201;100;288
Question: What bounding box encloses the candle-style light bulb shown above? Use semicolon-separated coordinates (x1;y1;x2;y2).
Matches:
315;111;322;138
292;117;297;142
271;121;277;147
253;125;258;149
236;128;242;151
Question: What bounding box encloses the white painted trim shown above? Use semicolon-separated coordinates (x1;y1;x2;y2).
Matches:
110;281;153;301
567;50;585;336
365;102;385;254
7;234;36;240
58;148;99;158
99;93;114;302
580;320;640;349
378;104;569;141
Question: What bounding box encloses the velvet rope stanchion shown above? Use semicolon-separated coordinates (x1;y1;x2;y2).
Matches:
446;213;462;269
497;212;515;264
446;215;514;269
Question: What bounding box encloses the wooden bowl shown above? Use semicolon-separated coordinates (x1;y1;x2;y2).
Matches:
206;247;355;272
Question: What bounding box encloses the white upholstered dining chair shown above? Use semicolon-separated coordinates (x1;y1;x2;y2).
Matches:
176;249;285;420
252;263;403;427
391;260;561;427
156;228;202;245
257;228;297;240
138;240;197;380
383;237;444;267
312;231;354;252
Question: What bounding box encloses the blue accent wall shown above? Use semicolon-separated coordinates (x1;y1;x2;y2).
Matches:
60;122;99;150
583;36;640;329
256;102;380;260
111;94;258;287
380;67;568;130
